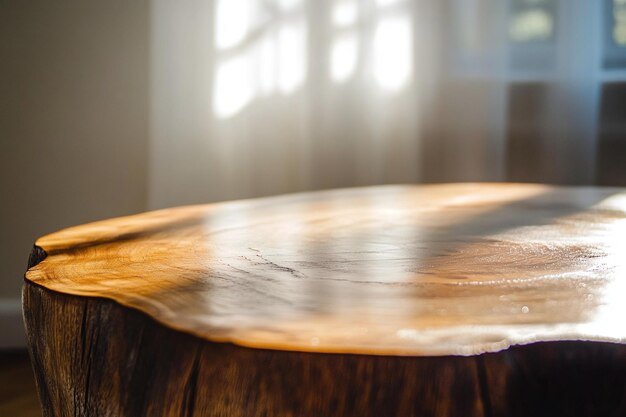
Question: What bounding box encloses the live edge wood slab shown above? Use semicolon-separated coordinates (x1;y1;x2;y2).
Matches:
23;183;626;417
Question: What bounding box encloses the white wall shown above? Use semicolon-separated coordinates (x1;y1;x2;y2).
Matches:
0;1;150;347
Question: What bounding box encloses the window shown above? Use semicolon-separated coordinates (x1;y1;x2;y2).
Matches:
612;0;626;46
508;0;557;71
604;0;626;68
508;0;556;44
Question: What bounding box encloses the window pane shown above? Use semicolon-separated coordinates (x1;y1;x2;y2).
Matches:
613;0;626;46
509;8;553;43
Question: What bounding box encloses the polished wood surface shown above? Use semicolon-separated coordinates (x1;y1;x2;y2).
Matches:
25;183;626;356
23;183;626;416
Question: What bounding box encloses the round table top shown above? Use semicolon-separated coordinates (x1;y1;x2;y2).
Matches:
25;183;626;356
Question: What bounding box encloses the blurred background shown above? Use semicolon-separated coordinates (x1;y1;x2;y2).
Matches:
1;0;626;351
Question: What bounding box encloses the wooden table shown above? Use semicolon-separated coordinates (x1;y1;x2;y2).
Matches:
23;183;626;417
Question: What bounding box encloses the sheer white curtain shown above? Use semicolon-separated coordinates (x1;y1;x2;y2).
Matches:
148;0;441;208
148;0;604;209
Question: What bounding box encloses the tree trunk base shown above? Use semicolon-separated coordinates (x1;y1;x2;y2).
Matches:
23;282;626;417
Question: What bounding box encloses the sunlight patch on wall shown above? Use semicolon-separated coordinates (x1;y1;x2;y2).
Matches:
373;16;413;91
331;34;358;83
333;0;358;27
278;20;307;94
276;0;302;12
258;34;277;96
215;0;252;49
375;0;402;7
212;0;308;119
213;55;254;119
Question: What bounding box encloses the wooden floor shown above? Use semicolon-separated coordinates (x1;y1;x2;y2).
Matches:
0;350;41;417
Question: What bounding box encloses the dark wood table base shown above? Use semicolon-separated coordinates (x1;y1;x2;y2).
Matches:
24;281;626;417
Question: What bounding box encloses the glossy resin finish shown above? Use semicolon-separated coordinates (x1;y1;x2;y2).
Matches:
25;183;626;356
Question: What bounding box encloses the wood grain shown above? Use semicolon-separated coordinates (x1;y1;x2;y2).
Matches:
22;183;626;416
24;183;626;355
